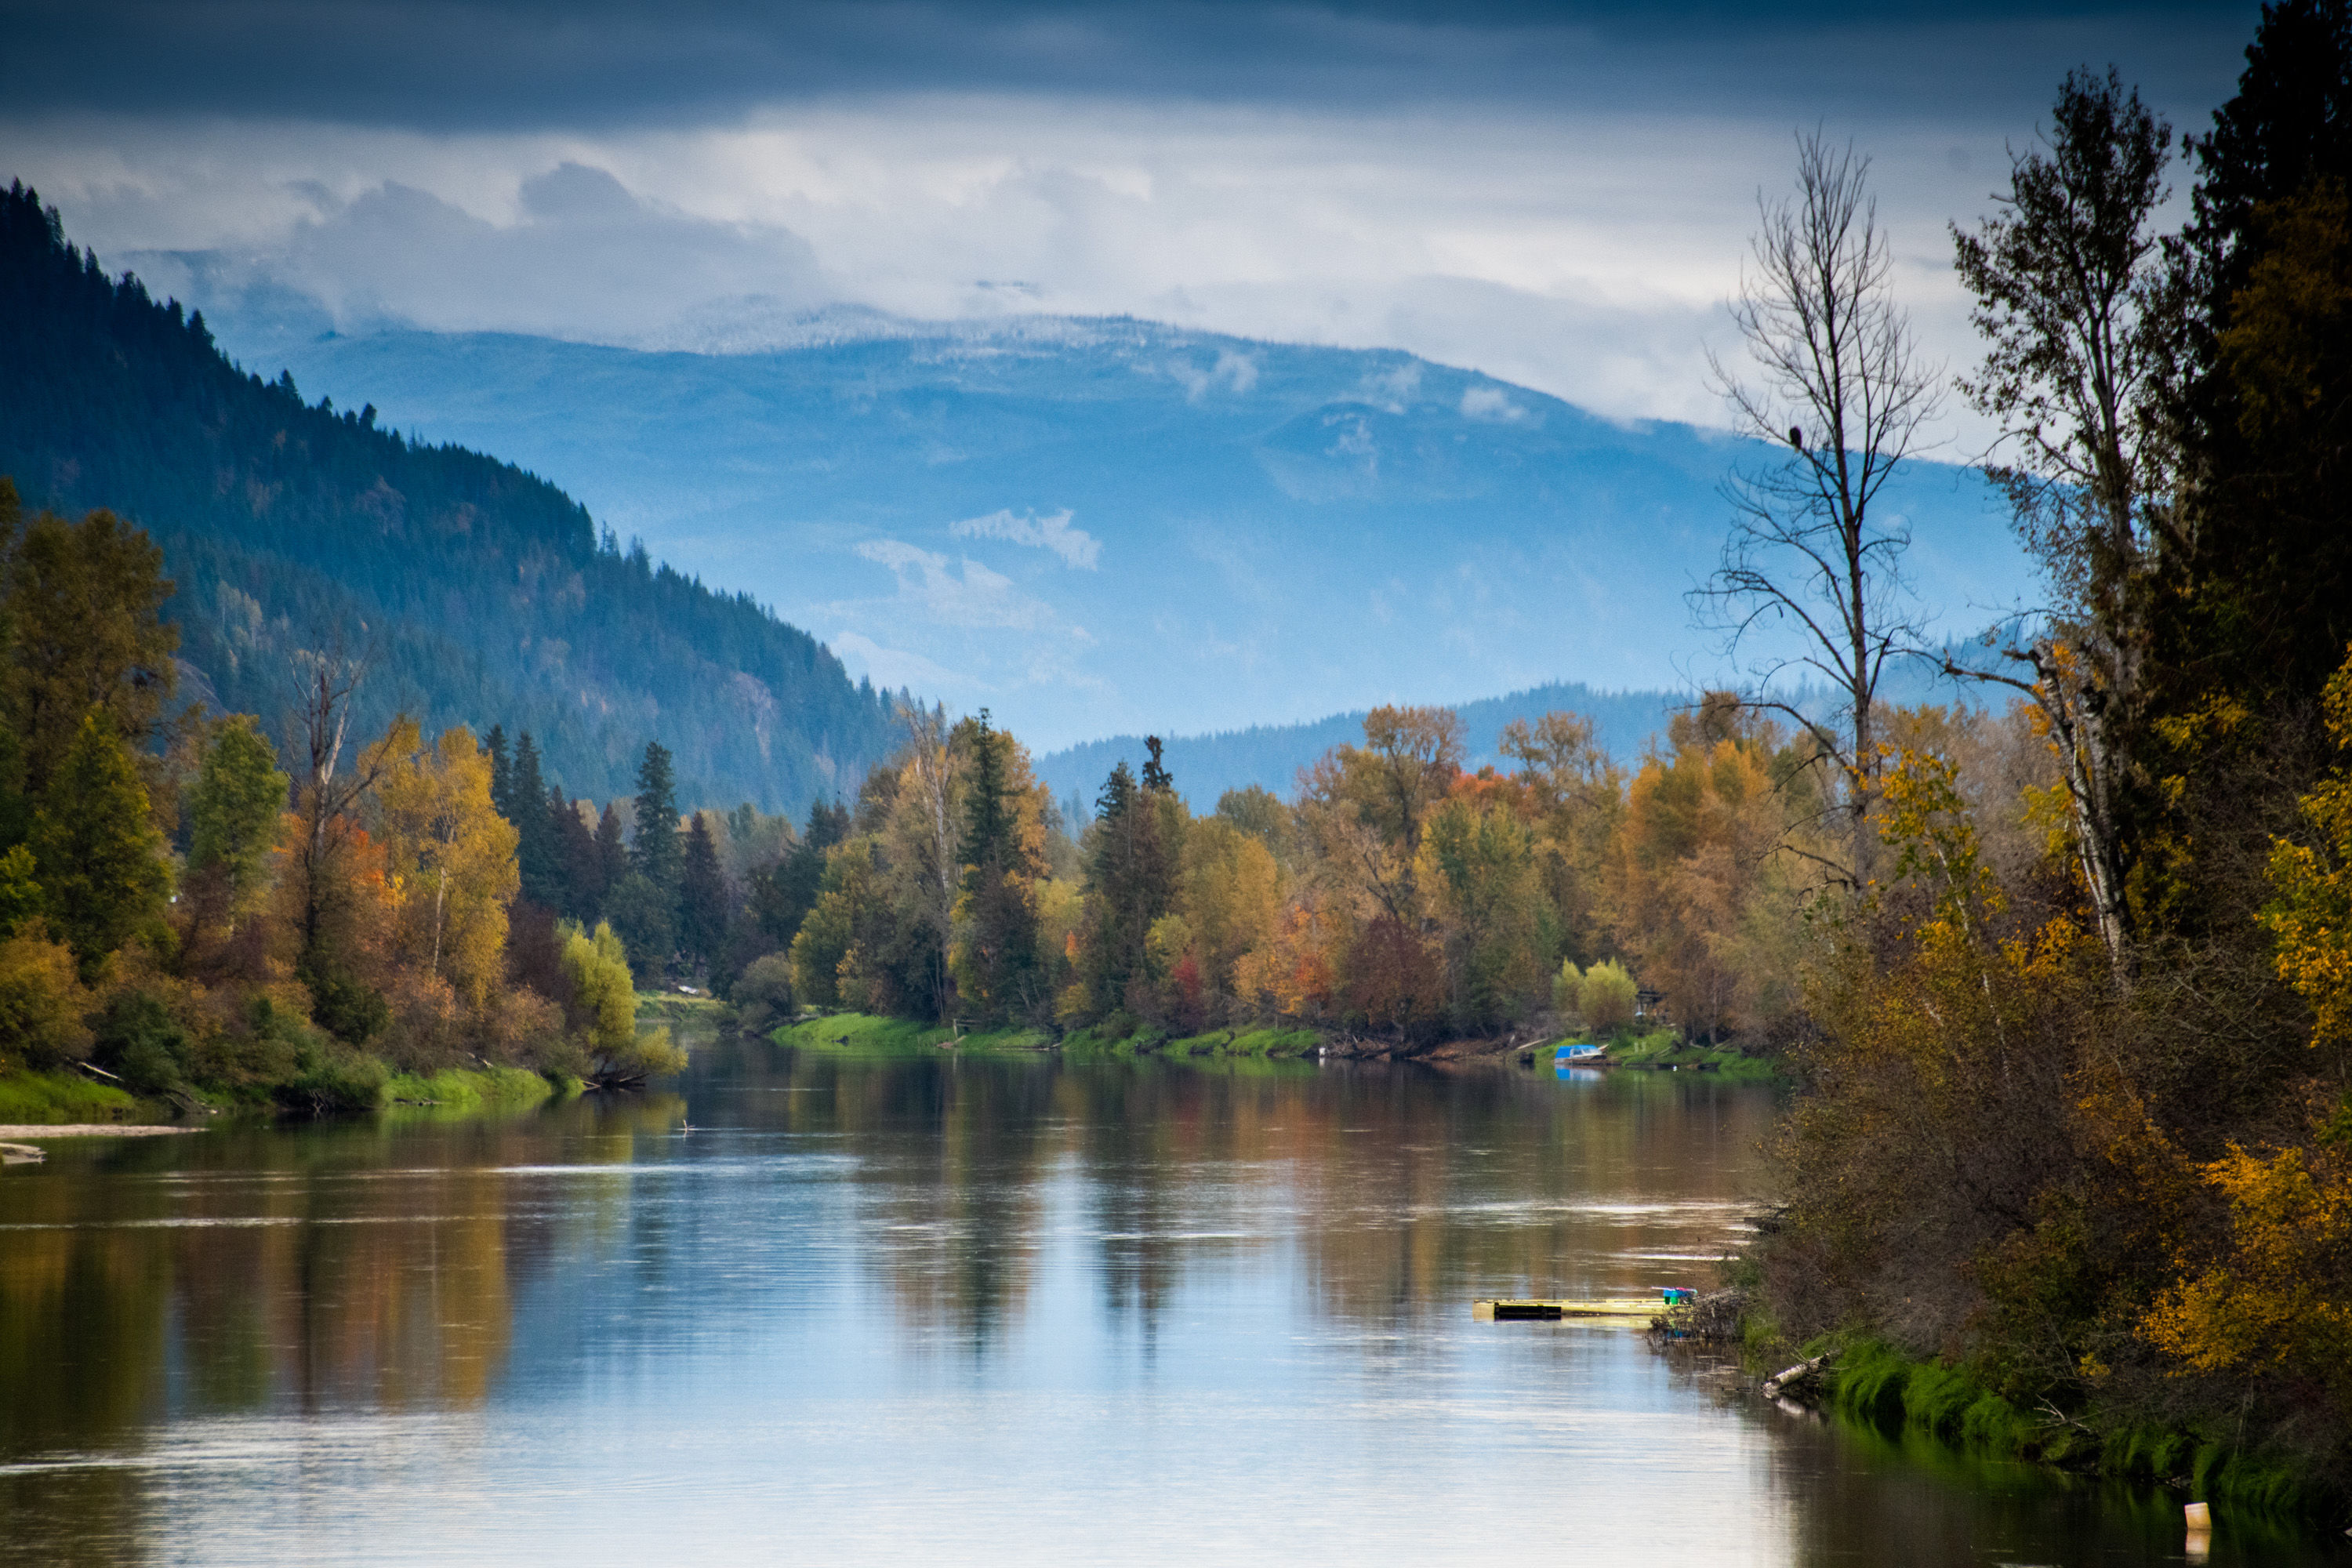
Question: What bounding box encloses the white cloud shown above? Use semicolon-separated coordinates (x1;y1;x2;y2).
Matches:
852;539;1047;626
829;630;973;695
947;507;1102;569
1459;385;1526;423
1163;347;1258;401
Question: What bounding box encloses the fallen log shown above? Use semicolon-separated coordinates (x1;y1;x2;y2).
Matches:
1761;1350;1836;1401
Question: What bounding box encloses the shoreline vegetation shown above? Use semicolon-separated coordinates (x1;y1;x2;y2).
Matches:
4;2;2352;1545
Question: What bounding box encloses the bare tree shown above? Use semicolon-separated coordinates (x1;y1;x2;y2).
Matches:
1947;69;2183;971
283;633;396;970
1697;130;1944;887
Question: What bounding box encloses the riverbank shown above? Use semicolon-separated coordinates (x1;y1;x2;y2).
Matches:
1800;1337;2333;1525
770;1011;1788;1076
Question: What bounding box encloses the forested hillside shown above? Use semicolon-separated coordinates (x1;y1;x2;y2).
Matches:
0;182;898;812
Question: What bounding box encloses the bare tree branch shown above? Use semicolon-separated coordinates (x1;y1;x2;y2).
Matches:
1692;129;1946;887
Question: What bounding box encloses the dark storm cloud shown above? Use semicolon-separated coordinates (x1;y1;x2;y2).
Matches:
3;0;2256;132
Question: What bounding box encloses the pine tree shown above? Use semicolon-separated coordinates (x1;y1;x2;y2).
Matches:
953;713;1040;1020
594;803;629;902
1080;760;1173;1014
754;797;846;949
31;713;169;978
509;732;559;908
677;813;728;973
553;786;603;920
484;725;512;818
630;741;681;891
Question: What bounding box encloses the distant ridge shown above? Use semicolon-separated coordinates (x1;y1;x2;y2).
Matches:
1034;681;1687;809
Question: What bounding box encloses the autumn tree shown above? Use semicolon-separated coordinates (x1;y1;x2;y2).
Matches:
1698;131;1943;886
378;723;520;1010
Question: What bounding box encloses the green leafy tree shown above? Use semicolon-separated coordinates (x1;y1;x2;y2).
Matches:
186;715;289;912
31;713;169;978
1948;67;2182;967
604;872;673;983
1578;959;1639;1033
5;506;178;802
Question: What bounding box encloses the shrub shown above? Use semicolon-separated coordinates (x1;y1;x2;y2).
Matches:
732;952;794;1035
1579;958;1638;1033
0;923;94;1071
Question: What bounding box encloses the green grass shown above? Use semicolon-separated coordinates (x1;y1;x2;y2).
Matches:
1822;1337;2329;1519
774;1013;1056;1054
383;1066;568;1116
0;1069;142;1123
1558;1029;1785;1081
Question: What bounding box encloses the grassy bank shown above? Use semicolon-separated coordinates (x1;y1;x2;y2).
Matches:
774;1013;1057;1054
383;1065;575;1116
1060;1022;1323;1059
1541;1029;1784;1081
0;1069;143;1124
1820;1338;2328;1521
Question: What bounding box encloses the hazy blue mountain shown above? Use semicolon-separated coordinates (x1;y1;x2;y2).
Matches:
1031;661;1973;811
1033;681;1679;810
178;294;2038;757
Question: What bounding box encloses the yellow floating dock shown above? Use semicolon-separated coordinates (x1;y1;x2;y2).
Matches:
1474;1298;1668;1322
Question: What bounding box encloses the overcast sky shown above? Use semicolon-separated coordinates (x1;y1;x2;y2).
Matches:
3;1;2261;434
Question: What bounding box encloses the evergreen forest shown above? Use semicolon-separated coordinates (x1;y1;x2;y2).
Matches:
0;181;901;814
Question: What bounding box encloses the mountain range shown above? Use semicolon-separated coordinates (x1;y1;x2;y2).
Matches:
155;273;2040;760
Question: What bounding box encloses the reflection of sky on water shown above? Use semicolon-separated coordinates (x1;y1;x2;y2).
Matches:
0;1047;2331;1565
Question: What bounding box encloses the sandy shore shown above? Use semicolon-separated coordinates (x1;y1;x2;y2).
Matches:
0;1124;204;1138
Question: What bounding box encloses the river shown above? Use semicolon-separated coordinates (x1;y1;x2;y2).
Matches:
0;1037;2335;1565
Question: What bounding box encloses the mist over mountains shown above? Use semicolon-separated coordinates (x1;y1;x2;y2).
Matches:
165;278;2041;758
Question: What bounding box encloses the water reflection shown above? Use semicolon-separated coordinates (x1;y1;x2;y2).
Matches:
0;1044;2339;1565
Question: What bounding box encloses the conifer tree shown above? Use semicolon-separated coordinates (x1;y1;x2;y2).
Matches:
630;741;681;891
953;713;1041;1019
484;725;512;818
594;804;629;902
677;813;728;974
508;732;559;908
1080;760;1173;1014
552;786;602;920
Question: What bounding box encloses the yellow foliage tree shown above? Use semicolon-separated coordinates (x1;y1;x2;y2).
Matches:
378;724;519;1011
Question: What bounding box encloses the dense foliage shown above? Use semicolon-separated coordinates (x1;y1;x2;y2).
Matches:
0;180;900;812
1745;2;2352;1512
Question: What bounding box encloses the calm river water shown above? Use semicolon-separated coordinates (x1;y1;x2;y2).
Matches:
0;1038;2337;1566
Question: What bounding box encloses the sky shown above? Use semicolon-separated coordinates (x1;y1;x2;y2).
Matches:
4;1;2259;434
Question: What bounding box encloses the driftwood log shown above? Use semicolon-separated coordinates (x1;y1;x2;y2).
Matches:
1761;1350;1836;1400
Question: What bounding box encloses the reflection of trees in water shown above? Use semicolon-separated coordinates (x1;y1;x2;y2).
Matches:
799;1051;1062;1354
